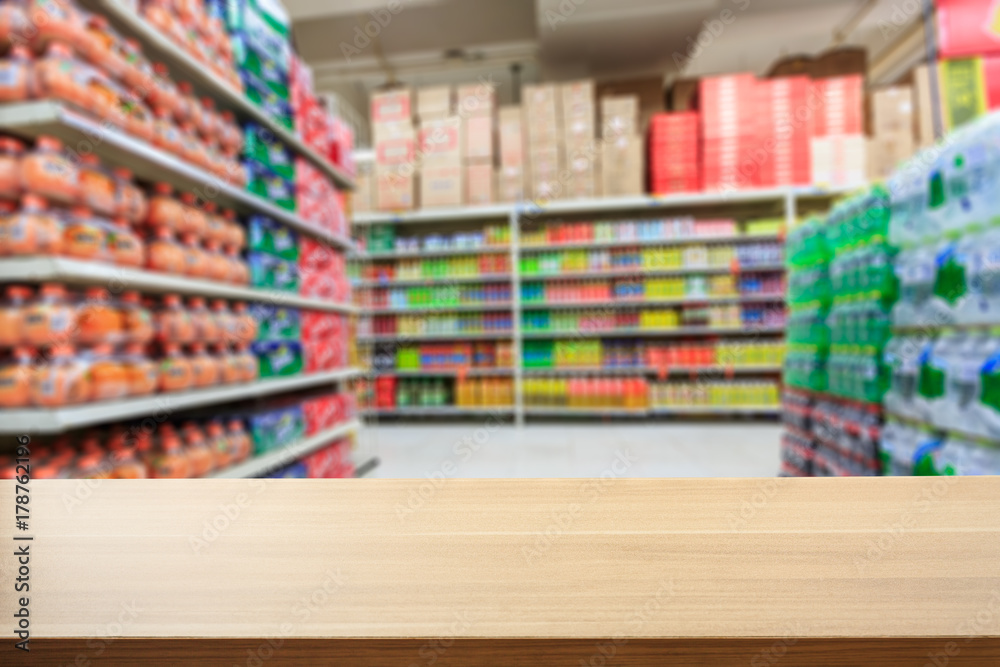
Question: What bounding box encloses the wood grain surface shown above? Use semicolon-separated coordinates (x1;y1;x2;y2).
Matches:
2;477;999;665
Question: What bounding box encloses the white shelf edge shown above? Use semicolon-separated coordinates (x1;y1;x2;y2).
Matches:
361;246;512;260
0;102;353;250
520;326;785;339
520;264;786;280
521;366;782;375
86;0;355;190
361;407;515;416
521;294;785;310
355;274;512;288
358;332;514;343
369;368;515;376
520;234;784;251
209;419;361;479
0;257;357;314
365;302;513;315
353;187;847;225
0;368;362;434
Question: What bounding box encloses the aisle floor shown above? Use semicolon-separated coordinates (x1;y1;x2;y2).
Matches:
359;423;781;478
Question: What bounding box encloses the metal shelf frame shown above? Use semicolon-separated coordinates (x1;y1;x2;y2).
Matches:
353;187;840;423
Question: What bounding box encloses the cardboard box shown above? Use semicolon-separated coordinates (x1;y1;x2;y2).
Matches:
374;127;415;166
499;106;524;167
371;89;411;125
561;79;595;119
375;165;414;210
601;135;643;196
523;83;559;117
596;77;664;134
867;131;915;182
496;166;525;202
811;75;864;136
669;78;699;111
420;163;463;208
465;162;493;205
810;134;866;188
872;86;914;136
529;146;562;183
457;82;496;116
913;64;937;147
463;114;494;160
353;171;372;213
416;85;452;120
417;116;462;163
601;95;639;138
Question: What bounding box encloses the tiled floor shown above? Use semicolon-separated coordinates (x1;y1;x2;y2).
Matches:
357;422;782;478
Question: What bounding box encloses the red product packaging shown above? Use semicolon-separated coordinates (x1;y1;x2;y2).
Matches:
936;0;1000;59
811;76;864;136
305;339;347;373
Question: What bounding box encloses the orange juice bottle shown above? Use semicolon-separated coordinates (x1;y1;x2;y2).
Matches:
181;421;213;478
151;425;189;478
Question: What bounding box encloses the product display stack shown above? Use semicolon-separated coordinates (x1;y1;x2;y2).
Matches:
0;0;361;479
882;110;1000;476
780;187;895;477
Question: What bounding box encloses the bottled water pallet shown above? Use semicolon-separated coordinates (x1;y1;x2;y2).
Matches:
780;388;883;478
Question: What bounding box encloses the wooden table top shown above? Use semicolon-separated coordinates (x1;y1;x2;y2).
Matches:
4;476;999;665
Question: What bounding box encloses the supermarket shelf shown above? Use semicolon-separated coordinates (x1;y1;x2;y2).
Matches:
523;407;648;417
80;0;354;190
209;419;361;479
521;294;785;310
650;406;781;416
0;257;358;313
0;368;362;435
353;187;848;226
354;203;513;225
355;274;512;288
0;102;354;250
369;368;515;377
520;325;785;339
362;246;511;260
359;331;513;343
521;264;786;281
521;233;782;252
522;365;782;376
366;302;513;315
362;406;514;417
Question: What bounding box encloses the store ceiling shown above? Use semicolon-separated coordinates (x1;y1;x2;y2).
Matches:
289;0;927;132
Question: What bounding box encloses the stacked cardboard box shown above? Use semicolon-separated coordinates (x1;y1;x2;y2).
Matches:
755;77;811;187
372;89;415;210
600;95;643;196
353;160;373;213
418;115;463;208
648;112;699;194
700;74;758;191
524;84;563;200
808;75;866;187
867;86;915;181
497;106;526;202
562;80;598;198
460;83;495;205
